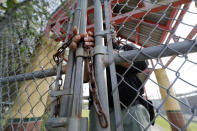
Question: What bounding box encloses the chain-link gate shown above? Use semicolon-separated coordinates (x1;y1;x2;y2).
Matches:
0;0;197;131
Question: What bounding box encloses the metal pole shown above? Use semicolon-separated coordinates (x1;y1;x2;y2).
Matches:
104;1;123;131
66;1;88;130
48;2;76;115
59;0;81;117
113;39;197;64
0;31;4;129
1;40;197;85
94;0;111;130
67;118;88;131
0;82;2;129
71;0;87;117
0;67;66;84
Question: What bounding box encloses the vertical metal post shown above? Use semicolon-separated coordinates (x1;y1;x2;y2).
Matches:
59;0;81;117
0;31;3;129
48;0;88;130
67;118;88;131
94;0;111;130
0;82;2;129
65;1;88;130
104;1;123;131
49;61;62;117
71;0;87;117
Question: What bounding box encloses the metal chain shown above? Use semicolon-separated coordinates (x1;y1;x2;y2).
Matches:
53;36;74;87
53;35;74;65
53;35;74;93
85;48;108;128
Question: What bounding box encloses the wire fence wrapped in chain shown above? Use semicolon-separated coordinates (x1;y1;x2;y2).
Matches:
0;0;197;131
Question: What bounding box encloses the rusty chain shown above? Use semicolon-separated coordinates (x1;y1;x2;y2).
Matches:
53;35;74;65
85;47;108;128
53;35;74;91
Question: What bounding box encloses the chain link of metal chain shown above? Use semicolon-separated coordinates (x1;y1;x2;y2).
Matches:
85;47;108;128
53;35;74;90
53;36;74;65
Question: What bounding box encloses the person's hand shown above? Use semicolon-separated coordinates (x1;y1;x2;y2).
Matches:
71;26;94;49
70;26;95;82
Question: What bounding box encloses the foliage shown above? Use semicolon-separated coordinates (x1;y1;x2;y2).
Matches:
0;0;51;74
0;0;18;14
0;0;51;124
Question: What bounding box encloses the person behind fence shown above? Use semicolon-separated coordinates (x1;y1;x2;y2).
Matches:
71;26;154;131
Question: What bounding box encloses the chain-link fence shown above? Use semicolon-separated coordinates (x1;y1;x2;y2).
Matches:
0;0;72;130
0;0;197;131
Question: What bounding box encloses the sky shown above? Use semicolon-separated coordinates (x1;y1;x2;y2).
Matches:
146;1;197;99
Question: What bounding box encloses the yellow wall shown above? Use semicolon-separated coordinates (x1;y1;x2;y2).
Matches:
11;37;59;118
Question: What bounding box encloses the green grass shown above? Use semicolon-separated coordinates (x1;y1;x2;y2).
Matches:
187;122;197;131
155;116;171;131
82;110;90;117
155;116;197;131
41;113;49;131
82;110;90;131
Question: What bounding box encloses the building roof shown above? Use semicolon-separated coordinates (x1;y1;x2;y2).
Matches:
46;0;192;47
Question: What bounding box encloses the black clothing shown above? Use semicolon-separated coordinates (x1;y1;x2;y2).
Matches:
89;44;148;108
107;44;148;108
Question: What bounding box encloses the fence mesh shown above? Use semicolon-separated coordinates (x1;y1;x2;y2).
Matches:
108;0;197;131
0;0;197;131
0;0;72;130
